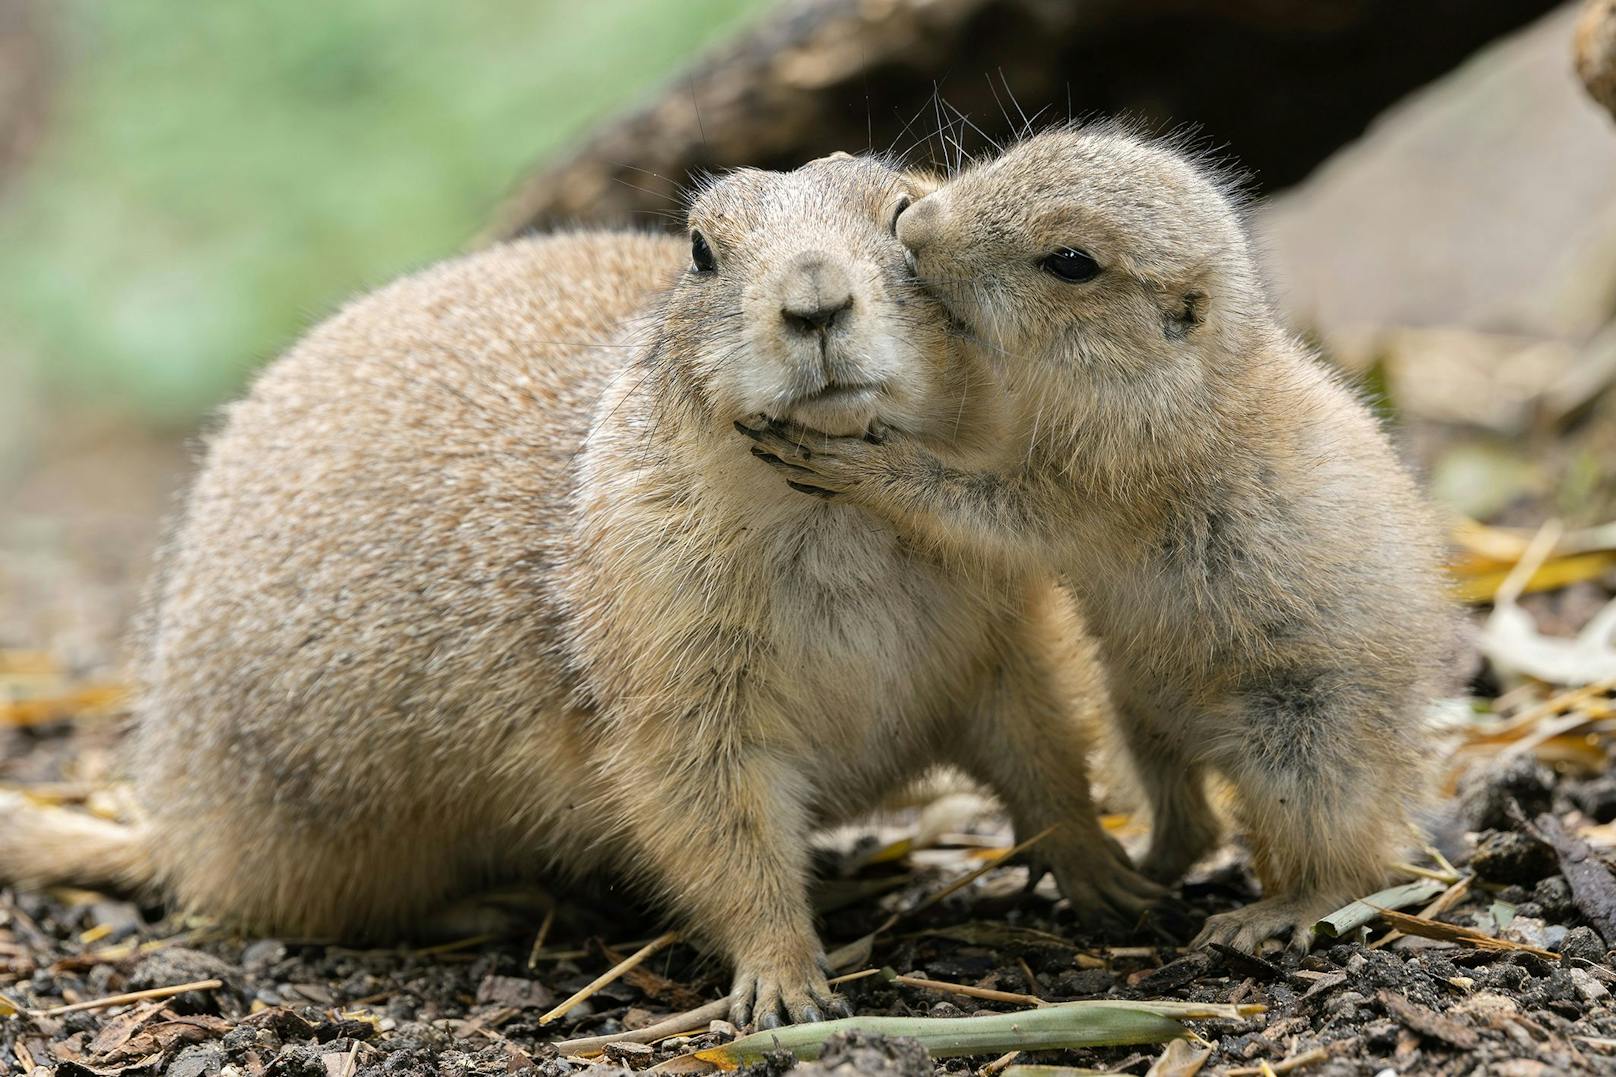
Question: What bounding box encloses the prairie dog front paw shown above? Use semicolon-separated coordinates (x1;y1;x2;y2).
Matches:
735;417;898;500
728;945;851;1029
1042;830;1172;929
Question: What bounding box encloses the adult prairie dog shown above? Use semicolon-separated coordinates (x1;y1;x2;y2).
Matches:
743;129;1456;952
0;155;1160;1026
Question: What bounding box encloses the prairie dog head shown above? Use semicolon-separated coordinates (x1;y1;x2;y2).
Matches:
660;156;968;440
897;127;1263;385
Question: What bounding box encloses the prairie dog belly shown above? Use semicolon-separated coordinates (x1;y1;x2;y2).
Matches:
762;512;1000;815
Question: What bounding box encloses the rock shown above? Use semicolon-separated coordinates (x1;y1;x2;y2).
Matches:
1501;916;1565;952
1577;0;1616;120
1569;966;1610;1005
1132;951;1211;993
1471;830;1558;885
601;1040;654;1066
167;1044;225;1077
241;940;288;977
1491;1060;1554;1077
789;1032;931;1077
1459;757;1555;833
1560;925;1608;963
1453;990;1522;1027
263;1045;327;1077
1054;968;1114;996
220;1027;258;1058
495;0;1568;241
128;948;240;1014
1531;875;1576;921
474;974;556;1010
1568;774;1616;823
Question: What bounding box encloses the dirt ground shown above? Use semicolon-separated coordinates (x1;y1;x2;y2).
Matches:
5;688;1616;1076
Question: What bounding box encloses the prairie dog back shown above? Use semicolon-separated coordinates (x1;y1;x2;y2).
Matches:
136;231;688;931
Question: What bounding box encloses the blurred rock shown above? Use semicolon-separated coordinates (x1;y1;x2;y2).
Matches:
1569;774;1616;821
497;0;1562;238
790;1031;932;1077
1460;755;1557;832
1262;3;1616;342
1577;0;1616;118
1473;829;1560;884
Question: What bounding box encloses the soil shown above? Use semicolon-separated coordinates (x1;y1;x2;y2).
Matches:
5;696;1616;1076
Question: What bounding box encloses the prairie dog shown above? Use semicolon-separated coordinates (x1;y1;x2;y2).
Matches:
0;155;1161;1026
741;129;1456;952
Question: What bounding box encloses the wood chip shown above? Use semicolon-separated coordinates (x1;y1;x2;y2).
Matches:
1536;812;1616;945
1297;971;1348;1005
1374;908;1559;959
1146;1037;1212;1076
1377;990;1479;1051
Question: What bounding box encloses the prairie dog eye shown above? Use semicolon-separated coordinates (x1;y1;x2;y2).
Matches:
691;232;717;273
1040;247;1101;283
887;195;912;236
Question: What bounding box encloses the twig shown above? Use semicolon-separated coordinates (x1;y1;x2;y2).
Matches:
1496;520;1563;608
1374;908;1559;959
555;997;728;1056
1392;862;1461;885
907;825;1057;916
330;1044;360;1077
1315;879;1446;938
822;826;1058;980
1226;1047;1328;1075
1496;675;1616;733
1016;956;1044;998
826;968;882;986
526;903;557;970
980;1049;1020;1075
539;931;679;1025
1536;812;1616;945
888;971;1047;1008
1371;876;1472;950
31;978;223;1017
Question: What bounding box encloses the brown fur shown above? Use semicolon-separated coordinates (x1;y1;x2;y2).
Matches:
0;155;1159;1025
741;130;1458;952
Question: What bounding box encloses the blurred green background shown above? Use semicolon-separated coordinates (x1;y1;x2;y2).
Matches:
4;1;1614;666
0;0;768;427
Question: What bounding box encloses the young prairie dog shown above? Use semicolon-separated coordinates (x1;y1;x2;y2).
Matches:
0;155;1161;1027
742;128;1457;952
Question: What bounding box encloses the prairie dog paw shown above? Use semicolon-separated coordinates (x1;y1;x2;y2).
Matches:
1044;832;1173;929
728;950;851;1029
734;418;892;500
1192;896;1334;954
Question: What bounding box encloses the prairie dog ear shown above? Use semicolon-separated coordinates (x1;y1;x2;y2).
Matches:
1152;268;1212;341
1165;289;1208;341
810;149;856;164
902;169;945;198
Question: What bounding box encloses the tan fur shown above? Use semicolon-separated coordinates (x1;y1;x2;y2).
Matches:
0;155;1160;1025
0;792;150;892
742;130;1458;952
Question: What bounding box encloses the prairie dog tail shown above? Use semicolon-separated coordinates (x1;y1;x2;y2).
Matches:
0;793;152;893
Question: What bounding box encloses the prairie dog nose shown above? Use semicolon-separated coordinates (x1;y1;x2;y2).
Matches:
780;253;854;334
895;194;941;253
